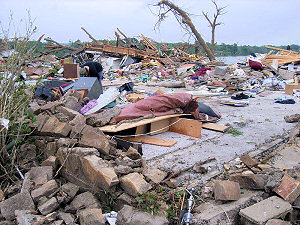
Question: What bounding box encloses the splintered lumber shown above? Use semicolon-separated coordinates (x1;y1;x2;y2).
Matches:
123;136;177;147
99;114;189;133
265;45;299;55
202;123;230;132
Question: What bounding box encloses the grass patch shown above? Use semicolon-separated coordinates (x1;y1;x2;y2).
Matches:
225;128;243;136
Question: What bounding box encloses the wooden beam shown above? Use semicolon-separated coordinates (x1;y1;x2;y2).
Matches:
123;136;177;147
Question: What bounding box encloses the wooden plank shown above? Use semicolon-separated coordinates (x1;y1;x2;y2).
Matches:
135;124;148;135
202;123;229;132
123;136;177;147
169;118;202;138
99;114;189;133
150;118;169;135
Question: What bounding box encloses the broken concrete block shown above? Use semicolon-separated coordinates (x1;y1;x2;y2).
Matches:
60;183;79;202
44;211;57;223
125;146;142;160
62;96;78;109
239;196;292;225
41;101;61;113
40;116;71;137
0;191;35;220
56;147;99;176
41;156;59;169
56;106;81;120
241;153;258;168
114;165;134;176
79;208;105;225
79;127;110;155
214;180;240;201
57;212;75;225
69;114;87;138
120;173;151;196
28;102;42;115
18;144;36;162
115;193;138;211
15;210;45;225
65;192;100;212
56;138;78;148
115;157;142;168
45;142;57;157
229;174;268;190
38;197;59;215
21;166;53;193
117;205;168;225
86;106;121;127
82;155;119;191
265;219;291;225
192;190;265;224
35;114;50;132
143;168;167;184
274;174;300;203
31;180;58;202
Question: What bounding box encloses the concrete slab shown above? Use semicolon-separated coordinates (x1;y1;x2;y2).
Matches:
143;91;300;178
192;190;265;225
269;146;300;169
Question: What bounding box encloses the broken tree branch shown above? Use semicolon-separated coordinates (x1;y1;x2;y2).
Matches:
81;27;99;43
155;0;215;61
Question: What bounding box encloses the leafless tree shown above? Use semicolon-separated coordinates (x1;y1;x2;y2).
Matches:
202;0;227;55
154;0;215;61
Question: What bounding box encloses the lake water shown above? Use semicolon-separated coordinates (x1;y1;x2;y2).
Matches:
216;55;248;65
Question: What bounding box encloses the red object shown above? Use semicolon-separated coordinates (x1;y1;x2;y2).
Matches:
161;70;169;76
61;60;64;63
249;59;263;71
113;93;192;122
191;68;211;79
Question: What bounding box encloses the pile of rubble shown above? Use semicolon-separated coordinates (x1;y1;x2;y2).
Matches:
0;90;171;225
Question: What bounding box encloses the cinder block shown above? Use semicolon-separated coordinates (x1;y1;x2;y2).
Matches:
239;196;292;225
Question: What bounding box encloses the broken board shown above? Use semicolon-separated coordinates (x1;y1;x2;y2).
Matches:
202;123;229;132
123;136;177;147
169;118;202;138
99;114;188;133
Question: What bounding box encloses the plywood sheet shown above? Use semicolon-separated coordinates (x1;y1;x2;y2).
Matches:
100;114;188;133
123;136;177;147
169;118;202;138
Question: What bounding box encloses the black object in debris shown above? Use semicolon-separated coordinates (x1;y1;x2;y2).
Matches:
231;93;249;100
34;80;69;101
113;137;143;155
275;99;295;104
198;102;220;118
119;82;134;94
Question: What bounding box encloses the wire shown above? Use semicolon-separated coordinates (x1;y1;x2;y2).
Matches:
112;118;184;138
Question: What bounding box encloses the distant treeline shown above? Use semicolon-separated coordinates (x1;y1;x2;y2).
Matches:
4;39;300;58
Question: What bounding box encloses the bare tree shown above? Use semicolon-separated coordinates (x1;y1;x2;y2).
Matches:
154;0;215;61
202;0;226;55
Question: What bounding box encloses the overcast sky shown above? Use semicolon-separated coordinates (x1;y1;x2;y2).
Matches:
1;0;300;46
